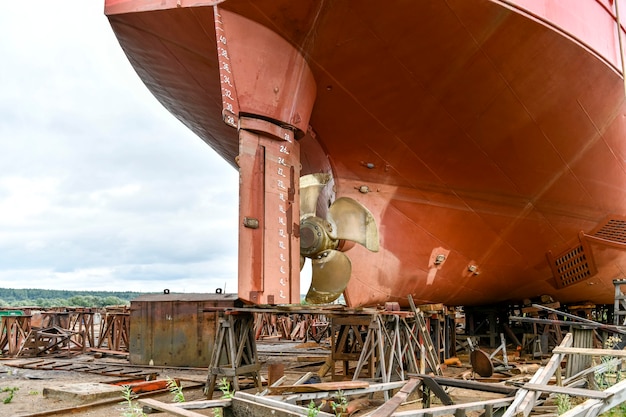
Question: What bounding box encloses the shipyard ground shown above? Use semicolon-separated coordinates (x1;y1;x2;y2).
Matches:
0;342;510;417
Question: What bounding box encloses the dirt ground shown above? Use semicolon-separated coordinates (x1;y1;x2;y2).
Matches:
0;357;211;417
0;349;510;417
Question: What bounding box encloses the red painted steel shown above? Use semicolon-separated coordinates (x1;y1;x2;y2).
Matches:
106;1;626;307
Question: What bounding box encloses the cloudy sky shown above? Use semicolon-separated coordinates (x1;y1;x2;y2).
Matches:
0;1;242;293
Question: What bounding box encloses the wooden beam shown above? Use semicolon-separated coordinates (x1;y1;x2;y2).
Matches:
369;378;421;417
138;399;208;417
236;392;334;417
560;379;626;417
392;397;514;417
522;383;611;399
267;380;368;394
232;392;334;417
278;380;407;403
503;332;573;417
553;347;626;357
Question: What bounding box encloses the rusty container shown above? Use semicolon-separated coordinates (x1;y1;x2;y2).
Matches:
129;293;242;367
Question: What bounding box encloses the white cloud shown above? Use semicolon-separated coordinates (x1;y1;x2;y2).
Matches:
0;1;240;293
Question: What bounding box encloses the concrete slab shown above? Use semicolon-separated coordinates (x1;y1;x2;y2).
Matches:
43;382;123;404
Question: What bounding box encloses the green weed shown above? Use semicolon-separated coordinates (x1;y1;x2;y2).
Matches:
120;385;145;417
166;377;185;403
1;387;18;404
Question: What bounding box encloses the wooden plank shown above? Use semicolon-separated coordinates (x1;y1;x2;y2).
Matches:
503;332;573;417
369;378;421;417
143;399;232;413
279;381;407;403
560;379;626;417
563;358;620;386
392;397;514;417
267;380;369;394
259;375;288;396
139;398;207;417
177;399;232;409
523;383;611;399
553;347;626;357
232;394;328;417
236;392;334;417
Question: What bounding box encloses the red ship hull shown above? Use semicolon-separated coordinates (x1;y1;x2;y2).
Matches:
105;0;626;307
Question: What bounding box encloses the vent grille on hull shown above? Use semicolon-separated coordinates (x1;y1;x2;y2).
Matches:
552;245;593;288
593;219;626;244
547;233;597;289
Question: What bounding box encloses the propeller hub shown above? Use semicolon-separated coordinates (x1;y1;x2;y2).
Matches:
300;216;336;257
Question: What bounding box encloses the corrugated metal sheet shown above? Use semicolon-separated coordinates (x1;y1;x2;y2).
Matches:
129;293;242;367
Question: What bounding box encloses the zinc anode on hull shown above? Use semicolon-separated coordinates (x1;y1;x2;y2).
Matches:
106;0;626;307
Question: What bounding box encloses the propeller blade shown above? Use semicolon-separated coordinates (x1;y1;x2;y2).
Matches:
328;197;379;252
305;250;351;304
300;255;305;271
300;173;331;219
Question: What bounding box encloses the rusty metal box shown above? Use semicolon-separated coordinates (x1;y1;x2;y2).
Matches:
129;293;242;367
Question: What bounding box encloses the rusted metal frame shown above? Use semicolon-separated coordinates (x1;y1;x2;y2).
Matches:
97;311;130;351
0;315;31;356
17;326;85;357
68;310;95;348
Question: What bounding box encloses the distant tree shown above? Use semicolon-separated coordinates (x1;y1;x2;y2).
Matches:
0;287;147;307
102;296;127;307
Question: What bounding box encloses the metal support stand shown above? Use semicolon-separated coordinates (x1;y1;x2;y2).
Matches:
614;279;626;326
330;314;372;379
205;312;262;398
0;315;31;356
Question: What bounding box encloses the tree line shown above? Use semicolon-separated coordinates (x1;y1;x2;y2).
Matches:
0;288;147;308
